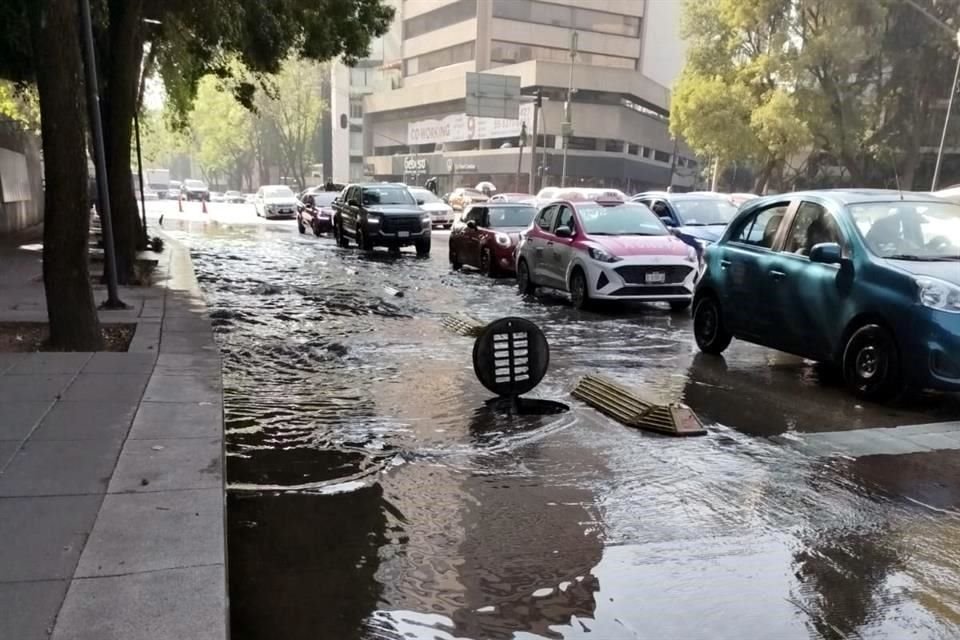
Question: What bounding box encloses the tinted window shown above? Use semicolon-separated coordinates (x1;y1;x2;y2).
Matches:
311;192;338;206
537;206;557;230
672;198;739;226
555;205;576;231
362;186;415;205
488;205;536;228
783;202;843;256
850;200;960;259
576;203;668;236
731;204;790;248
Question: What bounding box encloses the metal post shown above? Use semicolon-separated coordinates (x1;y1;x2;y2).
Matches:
528;91;541;195
79;0;124;308
933;45;960;191
134;109;148;246
561;31;577;188
710;157;720;192
667;136;679;190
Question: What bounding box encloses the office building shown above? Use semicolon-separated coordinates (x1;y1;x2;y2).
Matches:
361;0;698;192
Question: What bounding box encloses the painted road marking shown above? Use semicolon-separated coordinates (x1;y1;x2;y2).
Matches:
789;421;960;458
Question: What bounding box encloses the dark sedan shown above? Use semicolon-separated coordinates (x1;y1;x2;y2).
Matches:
297;190;339;236
449;202;537;276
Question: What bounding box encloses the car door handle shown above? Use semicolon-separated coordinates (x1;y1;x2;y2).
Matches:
769;270;786;280
546;241;554;247
719;259;731;270
535;246;544;253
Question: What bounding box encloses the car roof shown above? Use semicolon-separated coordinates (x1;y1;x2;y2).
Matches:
749;189;945;207
482;201;535;207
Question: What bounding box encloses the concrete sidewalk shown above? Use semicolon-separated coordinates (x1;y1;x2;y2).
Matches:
0;230;226;640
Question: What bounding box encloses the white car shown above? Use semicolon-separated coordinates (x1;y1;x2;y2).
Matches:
254;185;299;219
139;187;159;201
409;187;455;228
516;195;698;311
209;191;225;203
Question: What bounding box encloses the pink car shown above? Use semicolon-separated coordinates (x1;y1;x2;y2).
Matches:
515;196;698;311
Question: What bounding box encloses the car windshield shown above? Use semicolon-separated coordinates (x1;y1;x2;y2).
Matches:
184;180;205;189
850;201;960;260
410;188;440;203
672;198;739;226
264;186;294;198
488;205;536;228
363;186;415;205
577;203;669;236
310;192;338;206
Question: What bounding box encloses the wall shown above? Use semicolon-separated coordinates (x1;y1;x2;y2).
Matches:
639;0;686;90
0;120;43;234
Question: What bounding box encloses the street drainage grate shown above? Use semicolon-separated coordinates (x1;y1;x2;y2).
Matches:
572;374;707;436
441;313;487;337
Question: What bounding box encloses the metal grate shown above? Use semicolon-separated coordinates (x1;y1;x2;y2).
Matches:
572;374;706;436
614;265;693;285
493;331;529;385
380;216;422;233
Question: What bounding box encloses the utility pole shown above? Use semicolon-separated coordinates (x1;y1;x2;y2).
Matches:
560;31;577;188
79;0;124;308
932;29;960;191
667;136;679;190
527;90;541;195
134;110;148;247
516;122;527;192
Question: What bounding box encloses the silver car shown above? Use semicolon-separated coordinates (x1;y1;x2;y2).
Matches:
254;185;299;219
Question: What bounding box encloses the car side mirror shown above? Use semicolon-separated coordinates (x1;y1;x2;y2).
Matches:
809;242;843;265
348;199;359;207
466;220;477;230
416;198;425;205
659;215;675;227
555;226;573;238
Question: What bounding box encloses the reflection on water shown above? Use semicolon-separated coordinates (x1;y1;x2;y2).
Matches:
174;222;960;639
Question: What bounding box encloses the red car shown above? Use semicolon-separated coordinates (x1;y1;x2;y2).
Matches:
449;202;538;276
297;190;340;236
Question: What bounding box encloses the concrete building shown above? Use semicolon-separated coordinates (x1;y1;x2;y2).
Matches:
361;0;698;193
329;1;403;184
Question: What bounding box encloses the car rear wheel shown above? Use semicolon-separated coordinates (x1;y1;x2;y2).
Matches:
297;217;306;234
449;246;462;270
693;295;732;354
669;300;691;313
570;269;592;310
415;238;431;257
517;259;535;295
311;220;322;237
842;324;902;401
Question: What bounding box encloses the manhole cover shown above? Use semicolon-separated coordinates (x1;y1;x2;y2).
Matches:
472;317;549;396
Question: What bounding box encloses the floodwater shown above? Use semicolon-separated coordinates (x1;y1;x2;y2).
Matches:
170;218;960;640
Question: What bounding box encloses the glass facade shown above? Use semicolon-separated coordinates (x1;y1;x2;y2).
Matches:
405;41;475;75
492;0;640;37
490;40;635;70
404;0;477;39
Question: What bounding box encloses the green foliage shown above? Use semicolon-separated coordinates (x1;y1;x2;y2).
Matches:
190;75;254;183
0;80;40;132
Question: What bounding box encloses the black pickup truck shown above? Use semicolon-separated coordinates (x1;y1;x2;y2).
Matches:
333;183;431;256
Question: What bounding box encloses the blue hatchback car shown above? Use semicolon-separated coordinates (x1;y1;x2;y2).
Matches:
632;192;741;252
692;190;960;400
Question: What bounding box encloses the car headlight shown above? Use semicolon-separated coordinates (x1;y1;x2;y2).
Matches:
685;248;698;263
421;214;432;225
587;246;621;263
495;232;512;247
917;277;960;313
367;214;381;225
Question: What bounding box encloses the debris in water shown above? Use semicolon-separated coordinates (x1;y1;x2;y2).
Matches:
572;374;707;436
383;286;404;298
476;606;496;614
532;588;554;598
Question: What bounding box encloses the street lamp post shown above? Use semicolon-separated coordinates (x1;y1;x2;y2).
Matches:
516;122;527;192
931;29;960;192
560;31;577;188
78;0;124;308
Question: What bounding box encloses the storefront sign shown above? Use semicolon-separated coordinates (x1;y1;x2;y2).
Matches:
403;156;428;174
454;163;477;172
408;103;534;145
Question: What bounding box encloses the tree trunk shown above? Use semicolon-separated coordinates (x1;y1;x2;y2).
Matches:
29;0;103;350
100;0;145;283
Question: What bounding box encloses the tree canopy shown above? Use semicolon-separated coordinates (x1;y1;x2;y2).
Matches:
671;0;960;191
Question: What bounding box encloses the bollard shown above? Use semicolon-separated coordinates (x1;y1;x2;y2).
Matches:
201;198;208;214
178;195;183;213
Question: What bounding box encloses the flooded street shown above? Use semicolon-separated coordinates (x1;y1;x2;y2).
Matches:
164;208;960;640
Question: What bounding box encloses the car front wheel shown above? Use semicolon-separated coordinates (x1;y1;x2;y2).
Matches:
297;216;306;234
842;324;902;401
517;259;535;295
569;269;592;310
480;248;499;277
335;221;350;248
415;238;431;257
693;295;732;354
356;227;373;252
449;245;462;270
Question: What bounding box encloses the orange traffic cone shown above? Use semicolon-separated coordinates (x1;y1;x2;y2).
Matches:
178;194;183;212
201;198;208;214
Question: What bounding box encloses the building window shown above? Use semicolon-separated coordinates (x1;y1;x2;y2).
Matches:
654;150;671;163
349;67;371;87
404;0;477;40
405;41;475;76
641;147;652;159
490;40;635;70
492;0;640;38
349;131;364;153
627;143;639;155
349;98;363;119
567;136;597;151
603;139;624;153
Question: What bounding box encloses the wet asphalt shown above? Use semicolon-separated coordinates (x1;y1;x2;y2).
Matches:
154;202;960;640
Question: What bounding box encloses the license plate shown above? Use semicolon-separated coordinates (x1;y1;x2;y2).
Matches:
645;271;666;284
398;231;410;238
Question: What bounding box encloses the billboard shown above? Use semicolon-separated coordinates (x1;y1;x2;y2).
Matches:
465;73;521;119
408;104;534;146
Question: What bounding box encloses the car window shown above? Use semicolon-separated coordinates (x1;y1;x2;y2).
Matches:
672;198;739;225
651;200;670;218
783;202;844;256
536;205;557;231
851;200;960;259
554;205;576;231
576;203;668;236
465;207;485;225
488;205;536;228
730;203;790;249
